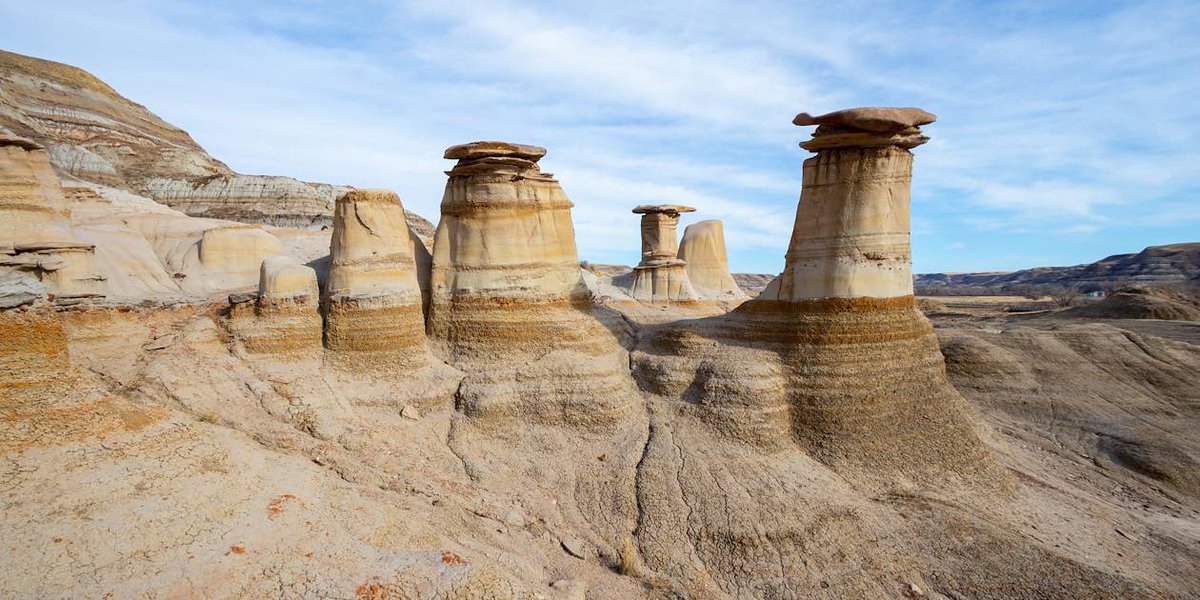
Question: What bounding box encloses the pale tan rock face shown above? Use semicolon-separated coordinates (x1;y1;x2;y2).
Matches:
323;189;435;371
326;190;422;301
429;142;637;427
0;133;103;300
771;107;934;301
677;220;745;299
258;255;318;300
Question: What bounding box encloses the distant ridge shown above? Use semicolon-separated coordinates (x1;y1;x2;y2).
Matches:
914;242;1200;293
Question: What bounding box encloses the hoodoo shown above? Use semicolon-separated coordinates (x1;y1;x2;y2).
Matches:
638;108;1002;486
772;107;934;300
226;256;322;356
323;189;433;369
428;141;635;426
628;204;700;303
677;219;745;299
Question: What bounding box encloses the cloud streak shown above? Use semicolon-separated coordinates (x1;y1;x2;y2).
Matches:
2;0;1196;273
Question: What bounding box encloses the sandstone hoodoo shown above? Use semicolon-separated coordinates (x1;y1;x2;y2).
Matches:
428;141;636;427
637;107;1000;486
225;256;322;356
323;189;434;370
677;219;745;299
627;204;700;303
772;106;933;300
0;130;103;303
4;48;1198;599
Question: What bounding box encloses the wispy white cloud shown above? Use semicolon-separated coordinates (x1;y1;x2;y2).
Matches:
2;0;1196;273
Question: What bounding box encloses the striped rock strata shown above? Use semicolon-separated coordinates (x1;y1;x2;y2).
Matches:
226;256;322;356
428;142;636;427
677;219;745;300
0;131;103;302
323;189;438;372
635;108;1001;487
0;50;434;232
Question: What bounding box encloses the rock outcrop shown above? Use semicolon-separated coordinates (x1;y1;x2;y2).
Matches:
323;190;433;370
428;141;636;427
915;242;1200;294
0;130;103;302
626;204;699;303
677;219;745;300
0;50;433;232
226;256;322;356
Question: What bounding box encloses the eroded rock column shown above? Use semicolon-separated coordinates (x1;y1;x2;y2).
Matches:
226;256;322;356
428;141;636;427
773;107;934;301
677;219;745;299
629;204;699;303
323;190;432;369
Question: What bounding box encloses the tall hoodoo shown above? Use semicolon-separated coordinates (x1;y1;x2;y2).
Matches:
636;108;1004;491
772;107;935;300
428;142;635;427
0;131;103;301
323;189;431;369
628;204;700;303
677;219;745;299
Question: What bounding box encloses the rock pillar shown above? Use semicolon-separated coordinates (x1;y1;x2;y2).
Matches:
428;141;635;427
773;107;934;301
323;189;431;368
677;220;745;299
629;204;699;303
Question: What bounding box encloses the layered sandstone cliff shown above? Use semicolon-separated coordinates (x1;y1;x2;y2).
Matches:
0;50;426;232
0;130;103;302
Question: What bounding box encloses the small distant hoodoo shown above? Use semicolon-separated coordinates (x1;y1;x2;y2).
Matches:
629;204;699;303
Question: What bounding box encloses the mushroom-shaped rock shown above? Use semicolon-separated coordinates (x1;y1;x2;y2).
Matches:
624;204;699;303
429;142;637;427
678;220;745;299
776;107;936;300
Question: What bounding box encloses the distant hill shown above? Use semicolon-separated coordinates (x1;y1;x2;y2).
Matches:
730;243;1200;298
915;243;1200;294
0;49;431;234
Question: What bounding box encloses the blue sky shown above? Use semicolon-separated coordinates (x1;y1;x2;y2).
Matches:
4;0;1197;274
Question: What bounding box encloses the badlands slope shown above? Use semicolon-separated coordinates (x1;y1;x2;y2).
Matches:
1;54;1198;600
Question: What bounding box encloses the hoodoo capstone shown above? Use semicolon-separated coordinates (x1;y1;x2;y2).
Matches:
428;141;636;427
628;204;700;303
